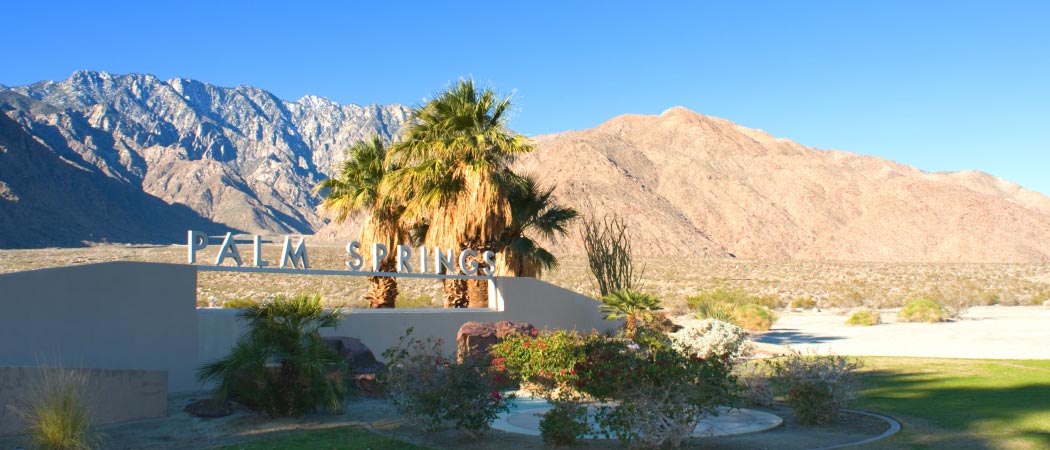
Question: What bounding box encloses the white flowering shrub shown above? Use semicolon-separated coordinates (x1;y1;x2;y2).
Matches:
670;318;753;360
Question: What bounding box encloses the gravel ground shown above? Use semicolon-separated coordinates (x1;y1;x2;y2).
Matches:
754;306;1050;359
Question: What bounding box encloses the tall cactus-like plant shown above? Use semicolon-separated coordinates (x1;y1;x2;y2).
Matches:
582;215;637;297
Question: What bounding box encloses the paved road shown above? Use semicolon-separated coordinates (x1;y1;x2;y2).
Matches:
753;306;1050;359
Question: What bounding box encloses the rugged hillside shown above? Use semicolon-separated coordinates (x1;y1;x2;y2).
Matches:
0;109;228;247
514;107;1050;262
0;71;408;241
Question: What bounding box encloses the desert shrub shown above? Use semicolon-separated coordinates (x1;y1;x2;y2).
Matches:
382;329;513;438
586;347;736;448
395;294;436;308
768;351;863;425
845;309;881;326
539;400;590;445
735;304;777;331
670;318;753;360
197;293;348;417
750;294;781;310
897;298;948;323
20;368;99;450
687;288;748;309
222;297;259;309
735;363;774;407
789;298;817;311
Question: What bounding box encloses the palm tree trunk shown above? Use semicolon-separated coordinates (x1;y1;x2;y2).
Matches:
366;258;399;308
444;279;469;308
466;279;489;308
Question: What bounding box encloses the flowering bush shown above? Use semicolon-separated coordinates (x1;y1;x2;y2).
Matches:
494;330;736;448
670;318;753;360
491;329;586;395
381;329;514;438
768;351;863;424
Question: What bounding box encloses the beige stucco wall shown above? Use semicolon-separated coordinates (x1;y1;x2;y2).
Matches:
199;276;612;368
0;367;167;435
0;262;612;395
0;262;198;392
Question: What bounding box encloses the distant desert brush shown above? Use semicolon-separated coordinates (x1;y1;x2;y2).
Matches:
897;299;948;323
845;309;881;326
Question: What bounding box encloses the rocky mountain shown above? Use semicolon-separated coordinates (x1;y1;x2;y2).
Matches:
512;107;1050;262
4;72;1050;262
0;71;408;246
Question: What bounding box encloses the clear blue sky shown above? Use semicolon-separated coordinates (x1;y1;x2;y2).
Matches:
5;1;1048;194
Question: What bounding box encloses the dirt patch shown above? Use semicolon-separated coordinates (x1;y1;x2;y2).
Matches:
0;393;893;450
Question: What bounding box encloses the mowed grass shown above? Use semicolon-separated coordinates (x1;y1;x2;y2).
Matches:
206;425;433;450
857;357;1050;450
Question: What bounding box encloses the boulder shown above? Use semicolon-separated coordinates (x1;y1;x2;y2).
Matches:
456;320;536;362
324;336;386;398
324;336;385;374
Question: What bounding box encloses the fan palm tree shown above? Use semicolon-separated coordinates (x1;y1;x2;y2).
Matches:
496;173;579;277
315;136;407;308
600;289;662;339
385;79;533;308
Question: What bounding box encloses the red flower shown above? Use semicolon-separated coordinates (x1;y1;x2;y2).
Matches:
491;390;503;402
530;328;539;336
523;342;531;348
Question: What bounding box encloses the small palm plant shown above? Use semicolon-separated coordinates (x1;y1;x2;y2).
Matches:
197;293;348;417
600;289;662;339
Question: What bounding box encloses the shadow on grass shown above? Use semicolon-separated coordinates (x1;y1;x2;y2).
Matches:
753;328;843;345
856;368;1050;449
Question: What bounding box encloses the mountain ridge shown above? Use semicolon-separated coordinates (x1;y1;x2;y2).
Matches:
4;71;1050;262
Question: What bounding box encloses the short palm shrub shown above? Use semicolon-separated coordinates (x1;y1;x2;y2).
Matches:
21;368;99;450
845;309;881;326
600;289;662;339
897;298;948;323
382;329;514;438
735;304;777;331
768;351;863;425
670;318;753;360
197;293;349;417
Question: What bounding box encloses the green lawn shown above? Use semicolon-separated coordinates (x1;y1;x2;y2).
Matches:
856;357;1050;450
206;425;433;450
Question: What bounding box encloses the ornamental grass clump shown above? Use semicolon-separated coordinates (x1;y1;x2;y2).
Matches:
768;351;863;425
20;368;100;450
845;309;882;326
382;328;514;438
197;293;349;417
897;298;948;323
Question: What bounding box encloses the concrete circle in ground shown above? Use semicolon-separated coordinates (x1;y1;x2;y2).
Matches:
491;398;783;438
